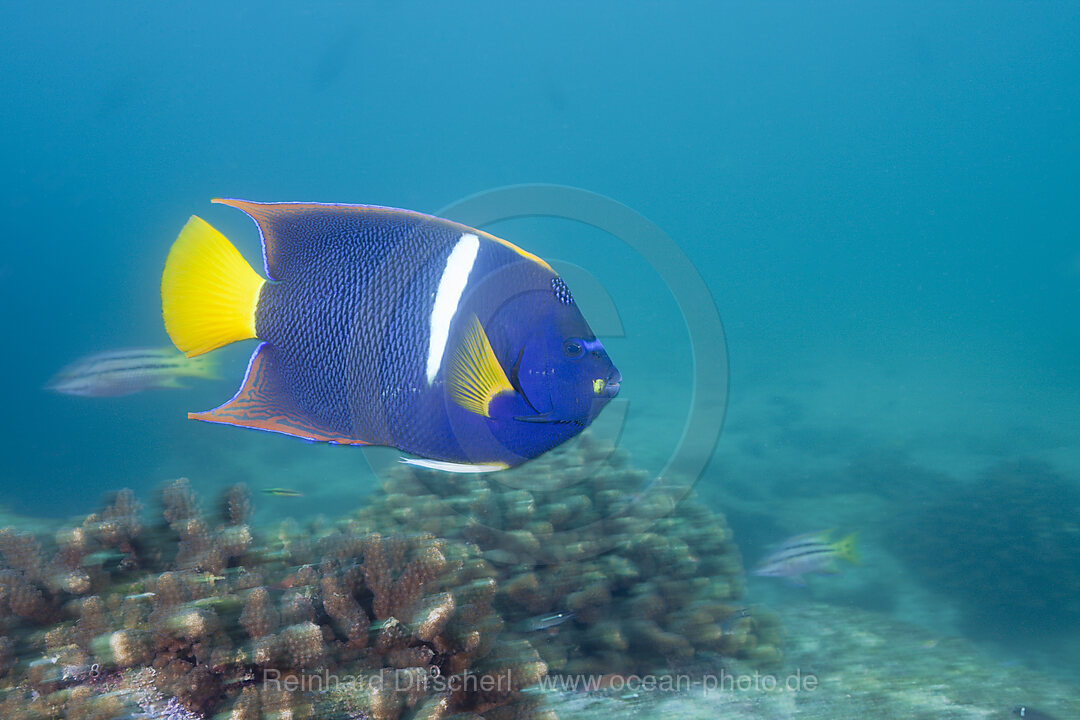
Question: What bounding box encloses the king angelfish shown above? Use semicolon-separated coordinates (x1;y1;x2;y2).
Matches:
160;199;621;472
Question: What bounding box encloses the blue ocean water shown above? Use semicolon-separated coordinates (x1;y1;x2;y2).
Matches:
1;0;1078;699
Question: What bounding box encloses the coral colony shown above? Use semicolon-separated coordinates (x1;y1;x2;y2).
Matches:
0;434;776;719
358;433;781;677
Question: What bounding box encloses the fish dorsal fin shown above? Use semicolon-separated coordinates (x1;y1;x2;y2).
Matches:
189;342;368;445
212;198;554;283
212;199;338;281
782;530;831;546
449;315;515;417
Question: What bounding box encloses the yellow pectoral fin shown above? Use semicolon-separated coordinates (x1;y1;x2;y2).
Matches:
161;215;265;357
449;315;514;417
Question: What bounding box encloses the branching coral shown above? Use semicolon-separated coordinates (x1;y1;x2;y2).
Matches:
355;432;782;675
0;481;544;720
0;433;778;718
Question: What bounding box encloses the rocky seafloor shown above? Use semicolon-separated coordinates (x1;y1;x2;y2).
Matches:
1;430;1078;720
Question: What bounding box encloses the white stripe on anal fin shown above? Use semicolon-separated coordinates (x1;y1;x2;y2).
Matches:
399;457;508;473
426;233;480;384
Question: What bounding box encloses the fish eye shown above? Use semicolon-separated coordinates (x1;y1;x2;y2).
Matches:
563;339;585;359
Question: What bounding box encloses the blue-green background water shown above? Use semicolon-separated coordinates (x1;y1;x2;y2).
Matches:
2;0;1079;685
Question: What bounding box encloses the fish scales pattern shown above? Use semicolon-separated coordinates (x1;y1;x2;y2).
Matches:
349;220;462;450
254;209;458;441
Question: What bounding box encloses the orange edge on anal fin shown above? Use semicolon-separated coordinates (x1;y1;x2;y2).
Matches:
186;342;370;446
186;410;369;445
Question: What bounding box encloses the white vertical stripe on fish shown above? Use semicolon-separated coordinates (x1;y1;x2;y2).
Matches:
426;233;479;384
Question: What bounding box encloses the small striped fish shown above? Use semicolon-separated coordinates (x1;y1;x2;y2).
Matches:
753;530;858;586
261;488;303;497
46;346;218;397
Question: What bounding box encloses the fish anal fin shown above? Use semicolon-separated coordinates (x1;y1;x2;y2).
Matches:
190;343;368;446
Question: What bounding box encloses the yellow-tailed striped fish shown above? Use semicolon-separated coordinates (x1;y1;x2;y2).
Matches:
753;530;858;586
46;347;218;397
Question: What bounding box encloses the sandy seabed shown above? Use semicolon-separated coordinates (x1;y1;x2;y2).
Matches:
541;602;1079;720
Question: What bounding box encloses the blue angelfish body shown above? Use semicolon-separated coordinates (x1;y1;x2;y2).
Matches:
160;200;621;471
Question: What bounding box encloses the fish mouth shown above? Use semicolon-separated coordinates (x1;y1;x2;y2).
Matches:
597;371;621;398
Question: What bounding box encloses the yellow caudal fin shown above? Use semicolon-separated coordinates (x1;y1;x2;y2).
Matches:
161;216;266;357
833;533;859;565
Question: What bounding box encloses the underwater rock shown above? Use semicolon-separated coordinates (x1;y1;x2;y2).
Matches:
893;459;1080;640
0;480;546;720
355;431;782;675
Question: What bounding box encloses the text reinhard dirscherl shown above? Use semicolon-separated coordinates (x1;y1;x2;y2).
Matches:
261;667;819;696
262;667;512;694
